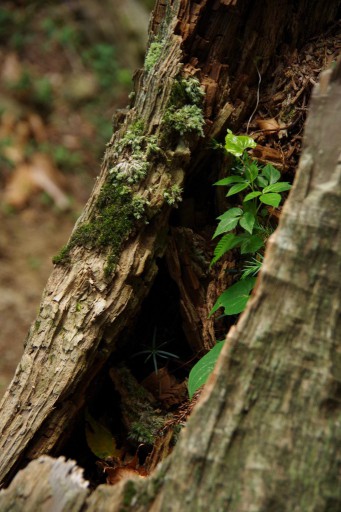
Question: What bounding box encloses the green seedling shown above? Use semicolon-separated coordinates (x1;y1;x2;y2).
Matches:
132;326;179;374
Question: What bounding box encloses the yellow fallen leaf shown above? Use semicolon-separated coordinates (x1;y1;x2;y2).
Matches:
85;411;124;460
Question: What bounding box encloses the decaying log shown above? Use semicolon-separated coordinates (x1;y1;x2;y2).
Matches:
0;57;340;512
0;0;339;495
0;457;89;512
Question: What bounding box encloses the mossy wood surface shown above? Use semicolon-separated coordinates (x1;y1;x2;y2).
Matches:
0;0;339;503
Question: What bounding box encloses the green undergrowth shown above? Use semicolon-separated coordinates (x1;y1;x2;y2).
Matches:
188;130;292;397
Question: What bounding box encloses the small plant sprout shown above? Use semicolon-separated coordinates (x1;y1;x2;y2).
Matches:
241;254;263;279
132;326;179;374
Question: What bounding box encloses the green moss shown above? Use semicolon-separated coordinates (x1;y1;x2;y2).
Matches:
110;120;160;185
53;118;161;272
164;104;204;136
53;182;143;274
169;77;204;107
163;184;183;206
129;422;155;445
122;480;137;507
163;77;205;137
128;414;164;445
114;120;145;154
144;41;164;72
170;77;204;107
52;244;71;265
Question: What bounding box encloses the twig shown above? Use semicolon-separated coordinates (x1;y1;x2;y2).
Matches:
246;63;261;134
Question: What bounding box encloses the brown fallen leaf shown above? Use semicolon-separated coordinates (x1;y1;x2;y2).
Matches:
3;153;69;210
256;117;280;134
2;163;39;208
28;113;47;143
98;447;148;485
142;367;188;409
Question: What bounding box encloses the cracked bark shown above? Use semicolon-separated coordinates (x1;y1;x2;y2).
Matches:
0;0;339;509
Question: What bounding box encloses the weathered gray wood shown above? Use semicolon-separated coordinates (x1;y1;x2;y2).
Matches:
0;456;89;512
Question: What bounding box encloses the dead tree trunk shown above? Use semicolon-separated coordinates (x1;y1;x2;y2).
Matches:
0;0;339;500
1;49;340;512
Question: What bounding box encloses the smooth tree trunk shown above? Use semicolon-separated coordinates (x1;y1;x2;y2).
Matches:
0;0;340;510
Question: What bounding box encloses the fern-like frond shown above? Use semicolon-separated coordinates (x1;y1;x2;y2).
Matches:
211;233;241;266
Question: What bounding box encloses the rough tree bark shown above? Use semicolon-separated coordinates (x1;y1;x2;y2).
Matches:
0;0;340;510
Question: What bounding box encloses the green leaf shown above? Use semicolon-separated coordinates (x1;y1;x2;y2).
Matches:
243;200;257;216
239;212;255;234
240;234;264;254
256;175;268;188
211;233;242;265
188;342;225;399
224;129;257;157
213;208;242;238
259;193;282;207
261;164;281;185
217;207;243;221
262;182;291;194
226;182;249;197
243;191;261;202
85;411;123;460
214;176;245;186
245;162;259;183
210;277;256;316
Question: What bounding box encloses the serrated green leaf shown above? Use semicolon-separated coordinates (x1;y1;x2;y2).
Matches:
210;277;256;316
262;182;291;194
224;129;257;157
213;208;242;238
214;176;245;186
226;182;249;197
259;193;282;207
85;411;123;460
188;342;225;398
243;200;257;216
245;162;259;182
256;175;268;188
239;212;255;234
243;191;261;202
211;234;242;265
240;234;264;254
261;164;281;185
217;207;243;221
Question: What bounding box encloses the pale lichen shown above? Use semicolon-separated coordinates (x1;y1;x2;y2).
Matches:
163;184;183;206
164;104;205;136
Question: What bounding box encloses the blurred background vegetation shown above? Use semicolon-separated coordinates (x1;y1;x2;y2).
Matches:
0;0;152;395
